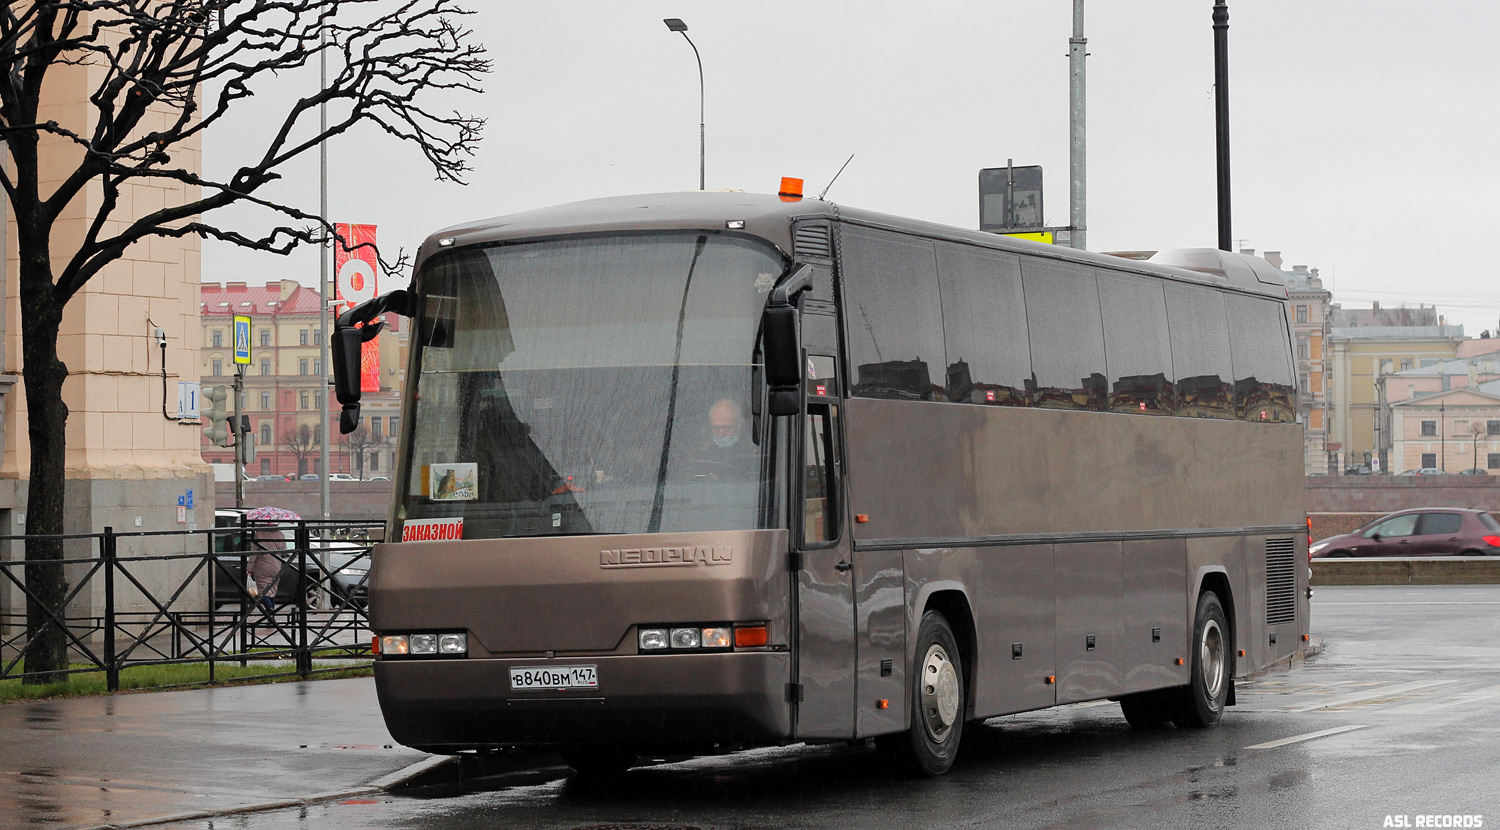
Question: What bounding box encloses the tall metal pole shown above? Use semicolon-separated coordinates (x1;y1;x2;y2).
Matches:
233;367;245;509
1213;1;1232;251
318;26;331;520
1068;0;1087;250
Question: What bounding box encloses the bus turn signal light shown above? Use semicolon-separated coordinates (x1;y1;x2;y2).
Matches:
855;514;870;523
734;625;768;648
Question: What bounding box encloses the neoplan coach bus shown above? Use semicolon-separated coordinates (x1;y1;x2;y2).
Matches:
333;191;1310;777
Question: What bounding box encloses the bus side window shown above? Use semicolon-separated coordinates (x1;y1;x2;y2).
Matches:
803;404;840;544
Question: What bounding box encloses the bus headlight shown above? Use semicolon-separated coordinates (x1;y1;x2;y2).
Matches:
670;627;701;649
409;634;438;655
639;628;669;650
438;633;467;655
380;634;409;655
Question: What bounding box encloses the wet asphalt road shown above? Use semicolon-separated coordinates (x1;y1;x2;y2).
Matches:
151;584;1500;830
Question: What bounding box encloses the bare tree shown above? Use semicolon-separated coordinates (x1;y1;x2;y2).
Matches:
1;1;487;680
344;423;377;479
282;424;320;478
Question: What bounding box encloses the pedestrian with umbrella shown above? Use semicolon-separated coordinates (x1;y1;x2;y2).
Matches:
243;506;300;614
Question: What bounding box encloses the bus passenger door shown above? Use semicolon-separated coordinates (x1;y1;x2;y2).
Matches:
792;310;857;740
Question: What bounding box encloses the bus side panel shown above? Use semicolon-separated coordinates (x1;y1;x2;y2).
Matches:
1186;536;1250;674
1055;541;1123;705
906;545;1057;721
1120;538;1190;694
853;548;907;736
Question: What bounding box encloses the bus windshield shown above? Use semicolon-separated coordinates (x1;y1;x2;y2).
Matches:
398;232;786;539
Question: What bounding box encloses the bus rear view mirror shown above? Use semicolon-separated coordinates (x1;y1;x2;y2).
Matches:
764;303;800;416
763;265;814;417
333;289;414;433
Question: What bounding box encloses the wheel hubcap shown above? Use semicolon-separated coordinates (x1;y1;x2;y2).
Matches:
920;644;960;742
1200;618;1225;700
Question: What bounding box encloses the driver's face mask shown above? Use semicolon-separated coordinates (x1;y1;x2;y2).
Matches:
712;433;740;449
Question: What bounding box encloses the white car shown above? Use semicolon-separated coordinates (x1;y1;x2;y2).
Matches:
328;473;357;481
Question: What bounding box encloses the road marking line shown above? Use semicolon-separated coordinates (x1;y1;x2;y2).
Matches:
1317;602;1500;606
1291;679;1456;712
1244;724;1369;750
1385;684;1500;715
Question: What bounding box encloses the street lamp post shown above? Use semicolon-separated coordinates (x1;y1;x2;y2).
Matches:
663;18;705;190
1212;1;1232;252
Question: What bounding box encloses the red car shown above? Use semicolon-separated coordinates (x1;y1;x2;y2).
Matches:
1311;508;1500;557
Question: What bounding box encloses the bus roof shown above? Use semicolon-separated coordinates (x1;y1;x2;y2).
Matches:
415;192;1288;300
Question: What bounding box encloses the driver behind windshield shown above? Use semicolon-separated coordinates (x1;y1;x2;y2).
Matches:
684;397;756;480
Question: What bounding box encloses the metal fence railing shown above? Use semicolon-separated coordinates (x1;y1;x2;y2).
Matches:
0;519;383;691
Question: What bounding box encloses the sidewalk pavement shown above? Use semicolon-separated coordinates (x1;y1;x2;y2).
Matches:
0;677;443;830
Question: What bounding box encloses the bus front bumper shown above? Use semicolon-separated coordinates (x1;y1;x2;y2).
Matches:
374;651;791;752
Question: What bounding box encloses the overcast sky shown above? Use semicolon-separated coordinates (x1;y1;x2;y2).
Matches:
202;1;1500;335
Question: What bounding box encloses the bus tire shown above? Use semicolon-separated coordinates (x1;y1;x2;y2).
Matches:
891;611;966;776
560;745;635;780
1119;690;1173;729
1173;590;1230;729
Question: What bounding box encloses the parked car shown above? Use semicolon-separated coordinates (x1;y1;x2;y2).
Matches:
1343;466;1371;475
254;474;286;482
1310;508;1500;558
210;510;371;608
1458;468;1489;476
368;476;391;482
328;473;357;481
1397;468;1445;476
300;473;320;481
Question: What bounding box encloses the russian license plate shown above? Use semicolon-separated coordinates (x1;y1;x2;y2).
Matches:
509;665;598;690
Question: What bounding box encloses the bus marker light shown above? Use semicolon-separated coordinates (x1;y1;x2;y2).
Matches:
702;628;732;648
779;177;804;201
876;699;889;709
855;514;869;523
734;625;768;648
372;636;380;655
670;627;701;649
438;238;455;247
1301;634;1309;642
1239;649;1246;657
1044;676;1055;685
725;220;745;229
380;635;410;655
639;629;669;650
1175;658;1184;665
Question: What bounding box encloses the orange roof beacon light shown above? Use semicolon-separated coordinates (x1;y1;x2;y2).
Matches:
779;176;804;202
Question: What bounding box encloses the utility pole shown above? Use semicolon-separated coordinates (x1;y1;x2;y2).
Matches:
1213;1;1232;251
318;25;332;521
1068;0;1087;250
232;368;245;509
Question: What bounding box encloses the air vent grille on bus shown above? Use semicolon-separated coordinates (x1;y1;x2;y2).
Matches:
1265;537;1297;625
795;224;833;262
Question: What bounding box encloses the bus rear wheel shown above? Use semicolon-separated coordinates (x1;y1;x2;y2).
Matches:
883;611;965;776
1172;590;1230;729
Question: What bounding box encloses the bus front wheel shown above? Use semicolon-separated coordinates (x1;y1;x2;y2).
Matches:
1173;590;1230;729
882;610;966;776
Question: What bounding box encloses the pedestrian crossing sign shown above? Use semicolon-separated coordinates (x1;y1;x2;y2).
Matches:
233;315;251;365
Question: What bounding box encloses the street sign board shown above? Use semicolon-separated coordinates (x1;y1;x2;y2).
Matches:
233;315;252;365
178;381;200;418
978;165;1045;232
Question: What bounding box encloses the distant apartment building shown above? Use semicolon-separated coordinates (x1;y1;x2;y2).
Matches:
1389;381;1500;474
199;281;406;479
1326;301;1464;472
